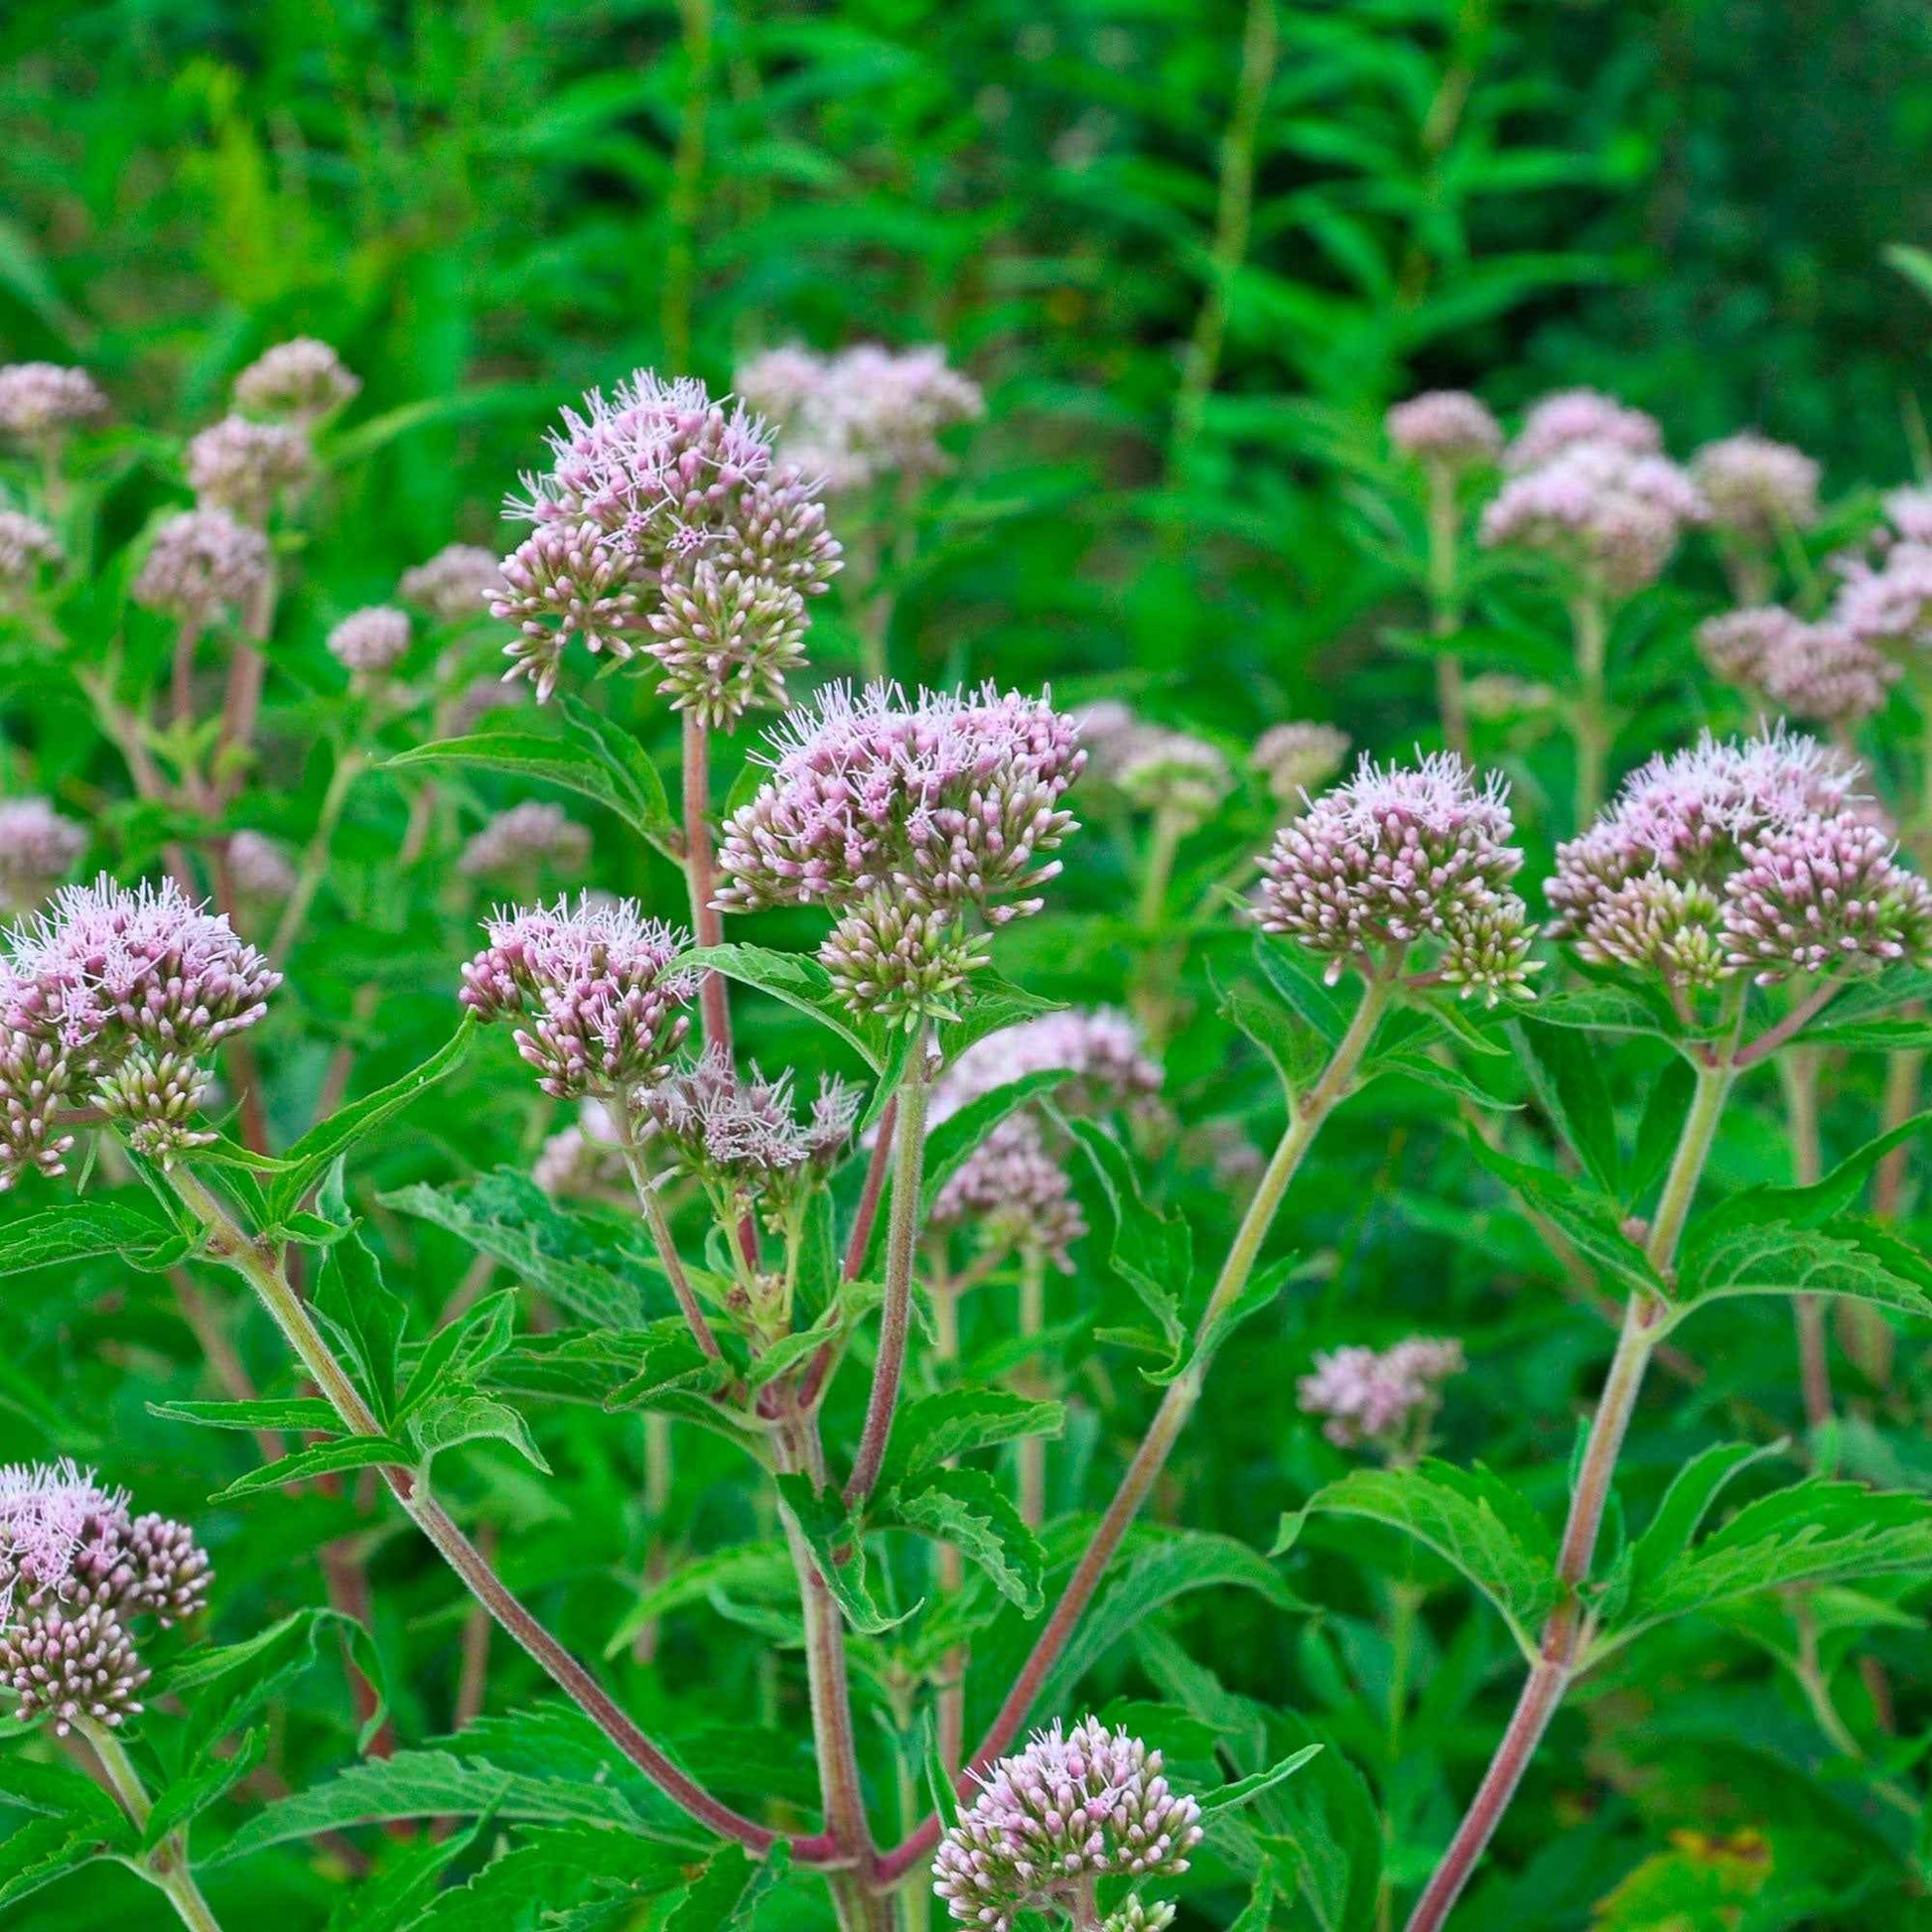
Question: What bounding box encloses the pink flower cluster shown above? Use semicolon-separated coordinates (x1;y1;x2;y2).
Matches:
737;342;984;491
1549;728;1932;987
1480;439;1709;595
1691;432;1821;541
327;605;413;679
922;1009;1163;1271
932;1718;1202;1931
716;682;1084;1025
1504;388;1662;471
0;508;62;594
0;1460;211;1734
1251;721;1350;807
459;802;592;883
398;542;504;624
132;507;271;627
1385;390;1503;473
0;798;86;915
460;895;693;1099
1698;607;1898;726
493;371;841;720
1;876;280;1184
1831;539;1932;652
187;414;315;523
1258;752;1538;1002
233;338;360;424
1299;1337;1464;1449
0;362;107;445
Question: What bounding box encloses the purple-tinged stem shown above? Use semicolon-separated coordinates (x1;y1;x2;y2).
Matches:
613;1095;727;1363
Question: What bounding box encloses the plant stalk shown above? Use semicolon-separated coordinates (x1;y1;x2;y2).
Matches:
77;1718;225;1932
1569;591;1609;829
1776;1048;1835;1430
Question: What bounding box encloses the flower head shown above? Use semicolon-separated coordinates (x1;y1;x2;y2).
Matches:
493;371;840;719
0;509;62;597
1251;721;1350;807
225;831;297;906
327;606;412;680
0;363;107;445
1114;728;1231;831
1480;441;1708;594
1505;388;1661;471
187;414;315;522
737;342;984;491
1258;752;1538;1002
717;682;1083;1024
459;802;593;885
933;1718;1203;1932
1691;433;1821;541
398;543;504;624
1299;1337;1464;1449
233;339;360;424
0;1461;210;1733
1757;622;1898;728
131;507;271;627
1696;607;1806;690
460;896;693;1099
0;799;86;915
534;1097;627;1200
1550;727;1930;987
1832;539;1932;651
1883;487;1932;545
1386;390;1502;474
0;875;279;1186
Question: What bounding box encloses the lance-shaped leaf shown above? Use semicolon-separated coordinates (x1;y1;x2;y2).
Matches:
1465;1131;1664;1299
1669;1215;1932;1329
882;1387;1066;1488
678;941;892;1069
1068;1117;1189;1360
774;1471;918;1635
0;1197;189;1277
1201;1743;1323;1815
918;1067;1081;1218
664;1843;792;1932
888;1463;1046;1613
1278;1459;1560;1661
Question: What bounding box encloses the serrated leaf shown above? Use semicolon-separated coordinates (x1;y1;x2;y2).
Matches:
407;1393;552;1475
1254;935;1349;1045
1286;1459;1559;1659
0;1755;127;1831
1146;1254;1294;1389
1626;1057;1695;1207
1464;1131;1662;1298
211;1435;407;1502
265;1023;474;1220
933;971;1066;1061
1670;1215;1932;1327
1625;1440;1786;1607
890;1464;1045;1613
1514;1016;1621;1193
603;1543;793;1658
883;1388;1065;1487
391;1824;691;1928
313;1198;407;1424
1253;1716;1382;1932
773;1471;915;1635
380;1171;650;1330
148;1396;341;1433
142;1725;267;1851
0;1814;121;1908
601;1320;736;1412
1221;974;1325;1096
0;1198;185;1277
1524;986;1678;1037
397;1289;521;1425
663;1840;791;1931
1228;1853;1283;1932
554;695;680;856
325;1817;485;1932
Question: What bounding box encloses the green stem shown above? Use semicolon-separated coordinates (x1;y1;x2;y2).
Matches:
1015;1248;1048;1529
1404;1049;1735;1932
270;746;365;967
1776;1048;1835;1431
661;0;715;370
845;1055;930;1507
930;1281;966;1777
1136;807;1185;932
1426;468;1468;763
77;1719;225;1932
613;1095;727;1361
1569;591;1609;829
872;973;1394;1886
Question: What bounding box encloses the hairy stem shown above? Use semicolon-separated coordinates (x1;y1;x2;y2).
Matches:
846;1056;930;1507
77;1718;225;1932
930;1282;966;1776
1403;1049;1735;1932
614;1097;727;1362
875;975;1392;1883
1569;591;1609;829
163;1167;805;1860
682;713;734;1058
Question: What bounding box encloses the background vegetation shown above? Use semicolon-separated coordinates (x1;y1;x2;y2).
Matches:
6;2;1932;1927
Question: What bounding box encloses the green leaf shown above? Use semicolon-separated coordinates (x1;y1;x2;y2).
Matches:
1367;1041;1516;1112
0;1815;122;1908
664;1841;791;1931
1514;1016;1621;1193
1624;1440;1786;1607
380;1171;650;1329
1670;1215;1932;1327
208;1748;652;1863
401;1824;691;1930
1685;1110;1932;1239
1201;1743;1323;1814
918;1068;1081;1219
0;1755;127;1831
1256;1716;1384;1932
0;1198;186;1276
601;1320;736;1413
1625;1058;1695;1207
211;1435;407;1502
312;1202;407;1424
388;722;678;857
602;1542;793;1658
1067;1118;1189;1359
266;1022;474;1220
1596;1477;1932;1657
1036;1530;1302;1717
1524;986;1678;1038
397;1290;520;1425
889;1464;1046;1613
142;1725;268;1851
148;1396;340;1434
1228;1853;1283;1932
933;971;1065;1061
883;1388;1065;1487
324;1817;486;1932
1146;1254;1295;1389
1284;1459;1559;1660
1221;974;1325;1097
407;1392;552;1475
554;694;680;856
1255;935;1349;1046
1464;1131;1663;1298
678;942;891;1069
773;1471;916;1635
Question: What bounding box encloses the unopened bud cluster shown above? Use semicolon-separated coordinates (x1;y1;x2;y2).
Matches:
1549;728;1932;988
0;509;62;597
933;1718;1202;1932
1698;607;1897;728
1690;432;1820;542
493;371;840;720
1;875;279;1185
187;414;315;523
0;1460;210;1734
0;798;86;914
399;543;504;624
459;802;592;884
132;507;271;627
233;338;360;425
1386;390;1503;477
716;682;1084;1026
327;605;413;681
1258;752;1539;1002
0;362;108;447
1251;720;1350;807
460;896;693;1099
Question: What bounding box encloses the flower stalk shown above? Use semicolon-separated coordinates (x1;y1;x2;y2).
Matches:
77;1716;225;1932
